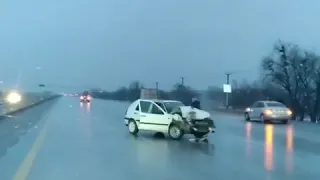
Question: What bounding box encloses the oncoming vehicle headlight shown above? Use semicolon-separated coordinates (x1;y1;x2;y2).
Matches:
287;109;292;116
6;91;22;104
264;109;273;115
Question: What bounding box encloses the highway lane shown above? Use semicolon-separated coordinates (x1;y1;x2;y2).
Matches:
0;99;60;180
1;97;319;180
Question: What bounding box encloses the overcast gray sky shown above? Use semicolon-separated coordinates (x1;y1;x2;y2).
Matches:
0;0;319;92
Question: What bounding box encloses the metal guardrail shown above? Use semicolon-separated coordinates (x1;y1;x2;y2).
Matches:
0;92;60;117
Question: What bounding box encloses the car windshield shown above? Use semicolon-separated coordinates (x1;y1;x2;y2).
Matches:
266;102;286;107
163;101;184;113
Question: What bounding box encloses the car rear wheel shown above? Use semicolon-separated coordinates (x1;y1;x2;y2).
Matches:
168;124;184;140
128;120;138;135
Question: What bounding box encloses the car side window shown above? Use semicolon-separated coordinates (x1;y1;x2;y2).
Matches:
251;102;258;107
135;105;140;111
140;101;151;113
149;104;164;115
155;102;166;112
256;102;265;108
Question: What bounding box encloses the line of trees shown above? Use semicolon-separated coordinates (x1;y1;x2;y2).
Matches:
90;81;199;105
208;40;320;122
90;40;320;122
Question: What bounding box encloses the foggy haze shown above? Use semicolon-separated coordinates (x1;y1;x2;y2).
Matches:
0;0;319;92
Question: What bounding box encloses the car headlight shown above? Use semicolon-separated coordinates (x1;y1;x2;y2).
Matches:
172;114;182;121
6;91;22;104
264;109;273;115
287;109;292;116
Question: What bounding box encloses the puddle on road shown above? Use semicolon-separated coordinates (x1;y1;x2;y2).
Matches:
245;122;295;174
245;122;252;158
265;124;274;171
286;125;294;174
80;102;91;113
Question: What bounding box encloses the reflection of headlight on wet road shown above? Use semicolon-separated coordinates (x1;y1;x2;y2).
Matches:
6;91;22;104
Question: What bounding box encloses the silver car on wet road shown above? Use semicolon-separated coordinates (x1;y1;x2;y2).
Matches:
244;101;292;124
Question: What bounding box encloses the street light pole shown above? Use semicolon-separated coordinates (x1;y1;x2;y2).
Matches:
180;77;185;86
156;81;159;99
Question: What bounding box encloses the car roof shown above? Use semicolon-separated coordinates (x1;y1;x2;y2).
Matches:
138;99;182;103
258;101;282;103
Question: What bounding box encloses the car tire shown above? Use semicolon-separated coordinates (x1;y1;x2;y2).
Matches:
282;119;289;124
244;113;250;121
260;114;266;123
128;120;139;135
168;124;184;140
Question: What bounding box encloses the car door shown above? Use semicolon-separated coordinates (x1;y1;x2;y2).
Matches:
147;102;171;132
139;101;170;132
248;102;258;119
253;102;265;119
132;103;140;120
139;100;152;130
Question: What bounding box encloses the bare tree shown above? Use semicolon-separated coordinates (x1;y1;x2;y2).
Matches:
261;41;320;122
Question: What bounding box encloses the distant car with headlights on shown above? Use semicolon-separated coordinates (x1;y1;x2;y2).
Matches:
244;101;292;124
80;91;91;103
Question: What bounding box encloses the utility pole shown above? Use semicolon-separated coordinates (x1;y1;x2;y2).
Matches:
156;81;159;99
180;77;185;86
225;73;231;109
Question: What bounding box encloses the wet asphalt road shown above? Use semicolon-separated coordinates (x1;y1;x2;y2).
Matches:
0;97;319;180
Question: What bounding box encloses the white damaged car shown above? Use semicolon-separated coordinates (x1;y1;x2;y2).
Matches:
124;99;216;141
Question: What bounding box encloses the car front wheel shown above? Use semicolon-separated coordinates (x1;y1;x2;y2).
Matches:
260;114;266;123
128;120;138;135
168;124;184;140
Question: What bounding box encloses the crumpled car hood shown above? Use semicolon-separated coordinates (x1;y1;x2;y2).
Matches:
179;106;211;120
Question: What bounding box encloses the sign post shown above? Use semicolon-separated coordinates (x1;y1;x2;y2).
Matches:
140;88;158;99
223;84;232;108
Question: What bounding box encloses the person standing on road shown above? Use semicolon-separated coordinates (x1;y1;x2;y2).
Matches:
191;97;201;109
